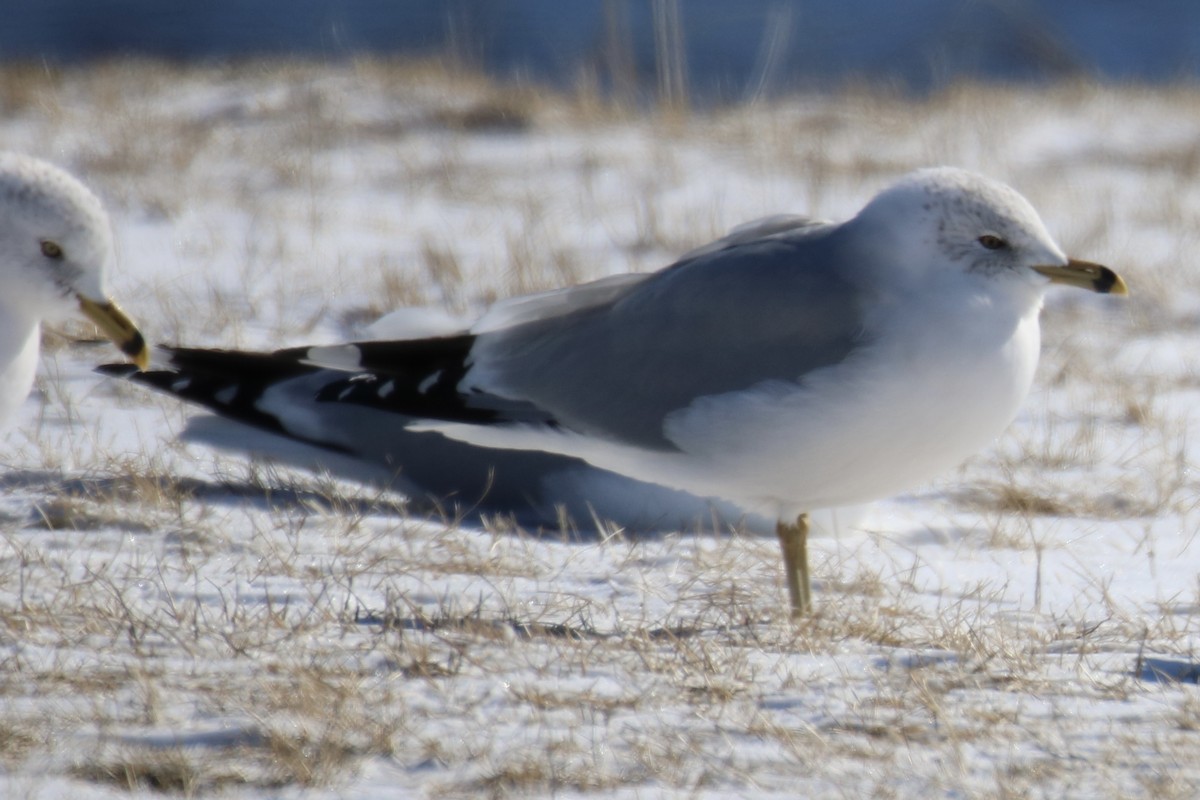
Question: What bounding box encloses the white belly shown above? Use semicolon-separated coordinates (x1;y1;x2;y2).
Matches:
0;316;39;429
661;299;1042;515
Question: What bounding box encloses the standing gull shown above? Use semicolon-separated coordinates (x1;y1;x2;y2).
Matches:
103;167;1125;616
0;152;148;426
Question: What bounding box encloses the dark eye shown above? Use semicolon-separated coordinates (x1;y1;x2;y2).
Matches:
40;240;64;259
978;235;1006;251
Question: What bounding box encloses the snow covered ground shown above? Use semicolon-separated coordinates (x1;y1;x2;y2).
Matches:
0;60;1198;797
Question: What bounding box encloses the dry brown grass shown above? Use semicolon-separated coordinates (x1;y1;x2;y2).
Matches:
2;57;1200;798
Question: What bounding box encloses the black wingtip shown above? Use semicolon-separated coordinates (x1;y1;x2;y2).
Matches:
96;351;360;456
96;362;141;378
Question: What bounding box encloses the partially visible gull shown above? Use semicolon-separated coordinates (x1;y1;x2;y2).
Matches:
0;152;148;426
102;167;1126;616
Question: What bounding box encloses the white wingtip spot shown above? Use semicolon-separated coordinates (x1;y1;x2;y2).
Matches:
378;379;396;398
171;377;192;392
305;345;363;372
417;370;443;395
214;386;237;405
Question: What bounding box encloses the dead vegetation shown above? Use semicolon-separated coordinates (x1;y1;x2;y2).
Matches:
0;58;1198;798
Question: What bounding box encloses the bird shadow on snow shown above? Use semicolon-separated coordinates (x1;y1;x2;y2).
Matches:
350;606;742;642
0;468;404;520
1137;656;1200;684
0;467;763;546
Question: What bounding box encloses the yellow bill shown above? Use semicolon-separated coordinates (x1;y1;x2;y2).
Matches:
1033;258;1128;296
78;296;150;369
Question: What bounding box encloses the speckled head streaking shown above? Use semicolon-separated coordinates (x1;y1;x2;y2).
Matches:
0;152;147;365
849;167;1126;295
0;153;113;309
0;152;147;426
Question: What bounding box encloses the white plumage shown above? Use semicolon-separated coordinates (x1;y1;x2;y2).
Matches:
0;152;147;427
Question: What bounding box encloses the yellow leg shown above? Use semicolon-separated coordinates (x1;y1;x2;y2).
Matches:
775;513;811;617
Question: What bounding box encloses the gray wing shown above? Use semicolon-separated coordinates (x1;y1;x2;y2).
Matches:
673;213;830;261
469;216;826;334
465;218;870;447
308;217;870;449
470;272;652;333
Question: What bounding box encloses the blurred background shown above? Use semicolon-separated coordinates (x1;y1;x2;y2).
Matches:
6;0;1200;101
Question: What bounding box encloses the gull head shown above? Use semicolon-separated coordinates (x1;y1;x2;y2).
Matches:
851;167;1127;297
0;152;148;367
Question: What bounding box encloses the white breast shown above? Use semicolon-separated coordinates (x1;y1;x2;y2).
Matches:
661;283;1044;515
0;306;40;429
